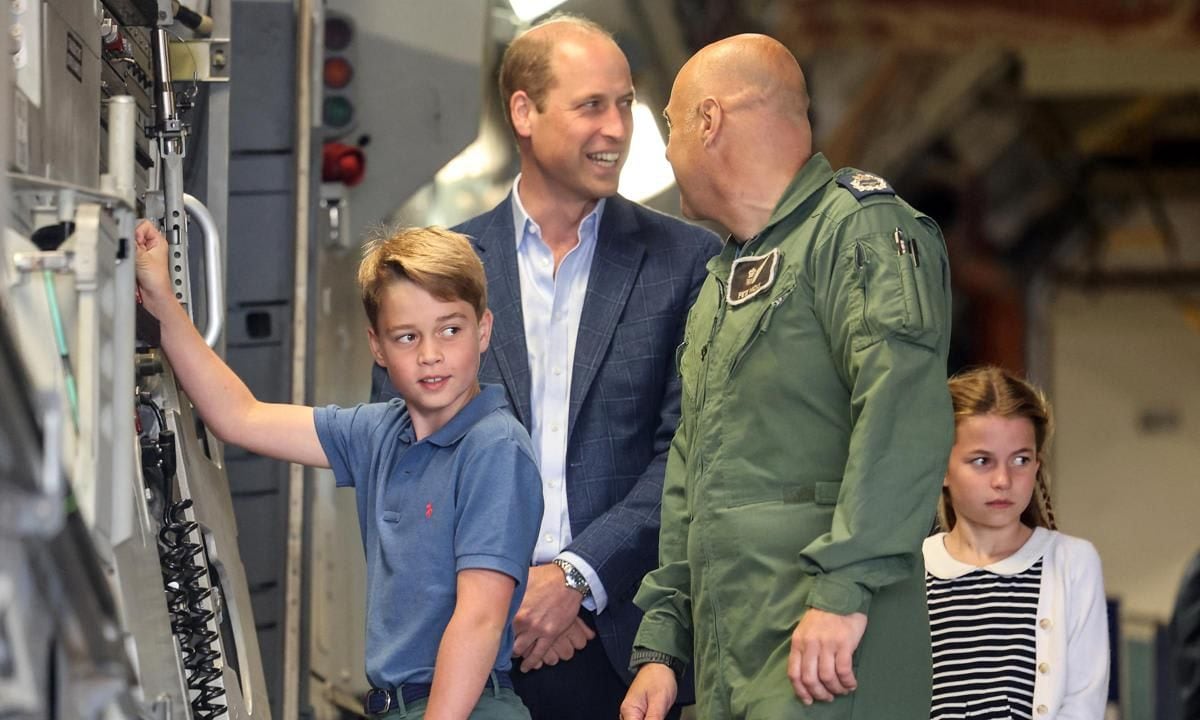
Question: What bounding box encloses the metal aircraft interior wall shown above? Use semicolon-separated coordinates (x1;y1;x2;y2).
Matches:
224;3;299;716
2;0;275;717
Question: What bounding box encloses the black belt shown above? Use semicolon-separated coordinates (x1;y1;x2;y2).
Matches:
364;671;513;715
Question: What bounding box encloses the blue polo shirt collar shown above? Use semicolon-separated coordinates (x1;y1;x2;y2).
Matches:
422;384;509;448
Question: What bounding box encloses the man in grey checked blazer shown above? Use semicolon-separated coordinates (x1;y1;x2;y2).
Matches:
372;15;719;720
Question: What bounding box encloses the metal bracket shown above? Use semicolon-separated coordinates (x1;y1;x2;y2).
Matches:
169;39;231;83
12;250;74;274
155;0;173;27
142;190;165;220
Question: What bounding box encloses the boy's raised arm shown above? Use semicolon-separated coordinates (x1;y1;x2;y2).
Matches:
135;221;329;469
425;568;516;720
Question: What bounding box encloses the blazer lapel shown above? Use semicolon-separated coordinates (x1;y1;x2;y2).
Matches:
569;195;644;437
471;197;533;427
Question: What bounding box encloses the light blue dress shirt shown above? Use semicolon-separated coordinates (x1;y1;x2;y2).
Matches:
511;176;608;612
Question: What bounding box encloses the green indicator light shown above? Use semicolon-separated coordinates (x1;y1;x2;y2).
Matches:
324;96;354;127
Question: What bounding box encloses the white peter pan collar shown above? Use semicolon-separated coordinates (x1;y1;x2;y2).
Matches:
924;526;1054;579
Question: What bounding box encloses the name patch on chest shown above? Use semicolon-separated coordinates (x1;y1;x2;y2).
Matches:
727;248;780;306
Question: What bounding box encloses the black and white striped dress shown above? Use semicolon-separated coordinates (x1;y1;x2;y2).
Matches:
924;534;1044;720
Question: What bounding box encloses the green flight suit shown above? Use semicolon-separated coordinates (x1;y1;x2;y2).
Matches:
633;153;954;720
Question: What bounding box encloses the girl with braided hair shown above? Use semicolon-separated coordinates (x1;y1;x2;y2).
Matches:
924;366;1109;720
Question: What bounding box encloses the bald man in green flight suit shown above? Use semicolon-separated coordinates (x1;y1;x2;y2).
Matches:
620;34;954;720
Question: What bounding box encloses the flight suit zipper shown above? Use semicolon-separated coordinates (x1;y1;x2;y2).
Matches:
691;281;726;487
692;277;729;698
695;280;725;411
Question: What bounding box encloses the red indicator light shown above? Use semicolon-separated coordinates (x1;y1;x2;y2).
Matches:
322;142;366;186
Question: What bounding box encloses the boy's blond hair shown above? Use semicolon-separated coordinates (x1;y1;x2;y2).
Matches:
357;226;487;329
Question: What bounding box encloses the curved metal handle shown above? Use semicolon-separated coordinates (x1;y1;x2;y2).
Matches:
183;193;224;348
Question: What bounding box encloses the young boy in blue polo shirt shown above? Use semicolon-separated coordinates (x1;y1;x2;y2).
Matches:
134;221;542;719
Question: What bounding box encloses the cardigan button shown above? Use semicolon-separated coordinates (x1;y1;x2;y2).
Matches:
1038;662;1050;674
1039;618;1052;629
1037;705;1048;715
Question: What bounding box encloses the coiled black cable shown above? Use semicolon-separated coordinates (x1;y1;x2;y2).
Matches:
158;499;227;719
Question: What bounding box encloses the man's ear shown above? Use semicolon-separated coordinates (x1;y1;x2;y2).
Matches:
367;325;386;366
511;91;535;138
699;97;722;148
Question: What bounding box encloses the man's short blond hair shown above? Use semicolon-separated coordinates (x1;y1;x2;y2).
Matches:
357;226;487;330
498;14;613;136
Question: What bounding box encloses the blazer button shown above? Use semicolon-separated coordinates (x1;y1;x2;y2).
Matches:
1039;618;1052;629
1038;662;1050;674
1036;704;1048;715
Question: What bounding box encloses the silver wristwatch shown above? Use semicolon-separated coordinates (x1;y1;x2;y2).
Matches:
552;558;592;599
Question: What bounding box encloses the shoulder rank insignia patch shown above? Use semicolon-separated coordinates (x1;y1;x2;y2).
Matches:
727;248;780;306
836;171;895;200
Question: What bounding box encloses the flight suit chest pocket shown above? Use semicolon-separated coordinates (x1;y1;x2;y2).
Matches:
728;278;796;377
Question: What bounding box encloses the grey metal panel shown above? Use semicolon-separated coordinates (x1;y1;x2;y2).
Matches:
44;0;102;57
199;0;233;359
225;303;290;345
338;44;484;241
227;192;296;303
226;453;289;494
231;488;286;710
40;0;102;185
231;491;287;587
230;153;295;193
254;625;284;718
225;5;301;717
230;1;295;152
64;204;136;551
227;343;291;402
